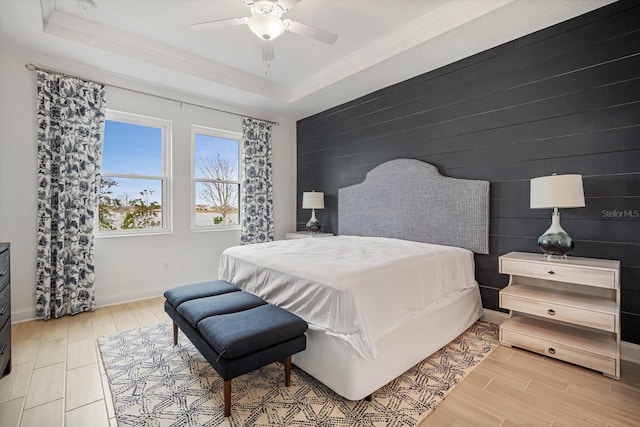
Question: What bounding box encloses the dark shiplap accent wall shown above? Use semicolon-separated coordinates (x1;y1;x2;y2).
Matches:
296;1;640;344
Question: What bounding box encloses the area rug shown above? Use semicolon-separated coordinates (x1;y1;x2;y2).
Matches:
97;321;498;427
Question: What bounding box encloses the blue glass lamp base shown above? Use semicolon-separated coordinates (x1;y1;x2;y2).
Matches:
306;219;321;233
538;232;574;260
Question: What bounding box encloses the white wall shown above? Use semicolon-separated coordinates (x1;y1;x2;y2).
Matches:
0;44;297;322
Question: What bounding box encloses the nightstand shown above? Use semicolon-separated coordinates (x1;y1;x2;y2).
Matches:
285;232;334;239
498;251;620;379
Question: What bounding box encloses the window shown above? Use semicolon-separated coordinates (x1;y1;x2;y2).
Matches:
98;110;171;235
192;126;241;229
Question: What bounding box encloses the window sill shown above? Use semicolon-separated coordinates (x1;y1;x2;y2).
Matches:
191;226;241;233
95;230;173;239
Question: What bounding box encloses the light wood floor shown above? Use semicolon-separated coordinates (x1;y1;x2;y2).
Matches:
0;297;638;427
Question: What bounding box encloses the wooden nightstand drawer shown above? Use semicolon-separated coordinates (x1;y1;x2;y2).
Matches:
500;317;617;377
500;284;616;332
500;258;616;289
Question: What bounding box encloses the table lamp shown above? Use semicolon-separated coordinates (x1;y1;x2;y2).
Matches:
530;173;585;259
302;191;324;233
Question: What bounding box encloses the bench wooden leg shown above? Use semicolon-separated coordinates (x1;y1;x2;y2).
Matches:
172;322;178;346
224;380;232;417
283;355;292;387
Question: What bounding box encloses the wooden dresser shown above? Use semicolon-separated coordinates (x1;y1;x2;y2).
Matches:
0;242;10;377
499;251;620;379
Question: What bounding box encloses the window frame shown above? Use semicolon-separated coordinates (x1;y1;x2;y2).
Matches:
191;125;242;231
97;109;173;237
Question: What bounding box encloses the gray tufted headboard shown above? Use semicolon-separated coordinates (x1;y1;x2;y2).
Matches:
338;159;490;254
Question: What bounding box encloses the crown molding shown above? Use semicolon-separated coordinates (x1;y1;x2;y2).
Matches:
41;6;290;103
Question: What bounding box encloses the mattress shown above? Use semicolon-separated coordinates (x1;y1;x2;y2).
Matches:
218;235;479;360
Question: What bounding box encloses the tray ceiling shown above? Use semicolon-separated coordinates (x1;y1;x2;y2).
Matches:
0;0;615;119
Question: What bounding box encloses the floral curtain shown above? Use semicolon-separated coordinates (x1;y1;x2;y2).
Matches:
240;117;274;244
35;70;106;320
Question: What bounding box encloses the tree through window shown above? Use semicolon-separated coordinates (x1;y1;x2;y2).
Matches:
192;126;241;228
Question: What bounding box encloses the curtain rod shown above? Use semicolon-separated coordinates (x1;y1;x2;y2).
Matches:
25;63;279;126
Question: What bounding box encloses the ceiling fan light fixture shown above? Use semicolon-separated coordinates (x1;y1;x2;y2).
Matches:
249;0;284;18
248;14;285;40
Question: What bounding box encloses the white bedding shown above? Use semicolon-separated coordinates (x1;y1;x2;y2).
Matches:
218;235;479;360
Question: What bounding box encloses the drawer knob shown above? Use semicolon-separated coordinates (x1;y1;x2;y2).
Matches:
0;270;5;276
547;309;556;316
548;347;556;355
0;307;5;315
0;344;5;355
547;271;555;275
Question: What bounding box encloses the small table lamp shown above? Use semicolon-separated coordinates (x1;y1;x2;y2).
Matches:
530;173;585;259
302;191;324;233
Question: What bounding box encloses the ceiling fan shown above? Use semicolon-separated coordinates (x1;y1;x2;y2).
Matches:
191;0;338;62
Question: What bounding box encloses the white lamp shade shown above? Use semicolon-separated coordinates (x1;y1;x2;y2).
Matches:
302;192;324;209
248;14;285;40
530;174;585;209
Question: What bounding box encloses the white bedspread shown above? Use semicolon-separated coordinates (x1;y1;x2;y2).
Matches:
218;236;478;359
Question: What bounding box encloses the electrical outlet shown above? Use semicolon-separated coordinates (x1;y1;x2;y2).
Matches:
162;261;169;271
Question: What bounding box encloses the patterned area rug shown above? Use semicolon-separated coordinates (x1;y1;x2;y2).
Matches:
98;322;498;427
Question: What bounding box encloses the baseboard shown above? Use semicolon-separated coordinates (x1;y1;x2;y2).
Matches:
482;309;640;364
11;307;37;323
97;288;165;308
621;341;640;364
12;287;165;324
481;308;509;325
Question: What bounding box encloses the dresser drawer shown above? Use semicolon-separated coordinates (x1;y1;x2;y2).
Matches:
0;283;10;330
500;258;616;289
501;328;616;376
500;287;616;332
0;321;10;376
0;249;8;290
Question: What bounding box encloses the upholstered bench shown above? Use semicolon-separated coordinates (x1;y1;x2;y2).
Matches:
164;280;307;417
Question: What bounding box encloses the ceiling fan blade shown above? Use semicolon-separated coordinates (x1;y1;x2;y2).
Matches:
191;17;248;30
284;20;338;45
262;40;275;61
278;0;301;11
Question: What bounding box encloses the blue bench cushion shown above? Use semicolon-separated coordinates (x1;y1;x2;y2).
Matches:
198;304;308;359
164;280;239;308
177;291;267;328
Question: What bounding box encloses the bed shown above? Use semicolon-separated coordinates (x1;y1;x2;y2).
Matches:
219;159;490;400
